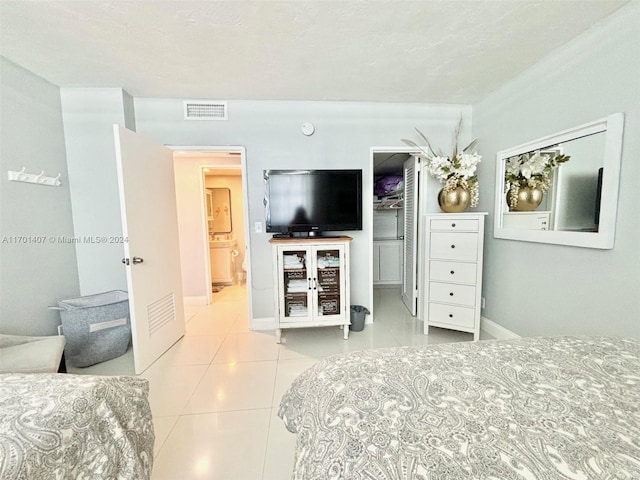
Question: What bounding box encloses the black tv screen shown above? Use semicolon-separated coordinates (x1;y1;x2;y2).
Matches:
264;169;362;234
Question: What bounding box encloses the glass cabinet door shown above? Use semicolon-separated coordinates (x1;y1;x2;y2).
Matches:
282;249;310;319
315;248;342;316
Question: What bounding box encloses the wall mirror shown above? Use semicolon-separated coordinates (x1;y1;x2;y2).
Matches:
210;188;232;233
494;113;624;249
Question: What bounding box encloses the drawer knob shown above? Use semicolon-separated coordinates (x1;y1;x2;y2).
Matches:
449;292;454;296
451;223;456;228
451;244;456;249
450;270;455;275
449;314;453;318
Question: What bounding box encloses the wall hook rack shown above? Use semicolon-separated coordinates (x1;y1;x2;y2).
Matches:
7;168;62;187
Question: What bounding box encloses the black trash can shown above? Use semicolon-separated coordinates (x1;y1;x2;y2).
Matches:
349;305;370;332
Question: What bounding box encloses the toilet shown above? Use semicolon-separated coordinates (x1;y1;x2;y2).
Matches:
237;254;247;285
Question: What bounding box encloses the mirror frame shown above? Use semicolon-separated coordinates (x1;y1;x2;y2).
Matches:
494;113;624;249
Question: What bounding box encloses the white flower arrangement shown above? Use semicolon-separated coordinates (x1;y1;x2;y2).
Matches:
504;149;570;209
402;118;481;207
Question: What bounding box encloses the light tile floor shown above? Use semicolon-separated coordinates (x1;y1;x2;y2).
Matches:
71;285;492;480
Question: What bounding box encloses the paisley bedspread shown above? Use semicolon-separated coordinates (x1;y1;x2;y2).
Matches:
0;373;154;479
278;336;640;480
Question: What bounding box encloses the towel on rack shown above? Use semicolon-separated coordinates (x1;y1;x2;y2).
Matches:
317;257;340;269
287;279;308;293
288;305;308;317
284;255;305;269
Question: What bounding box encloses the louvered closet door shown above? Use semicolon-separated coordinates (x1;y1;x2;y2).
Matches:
401;156;419;315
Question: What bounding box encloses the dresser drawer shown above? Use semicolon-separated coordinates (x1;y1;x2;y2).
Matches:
430;218;479;232
430;233;478;261
428;303;475;329
429;282;476;306
429;260;477;284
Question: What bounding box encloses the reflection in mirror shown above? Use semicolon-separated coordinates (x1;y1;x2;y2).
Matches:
503;147;568;227
494;113;624;249
553;133;605;232
210;188;232;233
502;133;605;232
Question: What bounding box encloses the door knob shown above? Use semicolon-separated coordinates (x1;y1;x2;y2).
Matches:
122;257;144;265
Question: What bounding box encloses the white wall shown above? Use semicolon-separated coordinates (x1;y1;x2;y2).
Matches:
0;58;80;335
473;2;640;338
60;88;134;295
134;100;471;320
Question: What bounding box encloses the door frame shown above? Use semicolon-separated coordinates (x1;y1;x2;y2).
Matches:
200;162;243;303
169;146;253;326
369;146;422;323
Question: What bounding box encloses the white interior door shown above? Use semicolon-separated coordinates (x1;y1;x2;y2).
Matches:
113;125;185;374
401;156;419;315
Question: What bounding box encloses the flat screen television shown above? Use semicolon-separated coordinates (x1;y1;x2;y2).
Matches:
264;169;362;236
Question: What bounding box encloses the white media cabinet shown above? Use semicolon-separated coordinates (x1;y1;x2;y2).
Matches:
270;236;352;343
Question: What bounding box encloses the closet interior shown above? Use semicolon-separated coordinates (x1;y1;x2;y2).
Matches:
372;152;411;307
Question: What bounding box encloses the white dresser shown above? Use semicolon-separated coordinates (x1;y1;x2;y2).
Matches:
502;211;551;230
423;213;487;340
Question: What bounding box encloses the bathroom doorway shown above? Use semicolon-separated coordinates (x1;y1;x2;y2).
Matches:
203;163;246;296
172;148;252;321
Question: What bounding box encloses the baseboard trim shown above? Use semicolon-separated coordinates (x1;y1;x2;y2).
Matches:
481;316;521;340
184;296;208;306
251;317;276;331
250;315;518;338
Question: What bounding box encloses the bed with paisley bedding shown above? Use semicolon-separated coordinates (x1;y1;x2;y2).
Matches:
278;336;640;480
0;373;154;479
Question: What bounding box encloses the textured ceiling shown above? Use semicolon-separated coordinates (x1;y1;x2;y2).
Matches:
0;0;629;103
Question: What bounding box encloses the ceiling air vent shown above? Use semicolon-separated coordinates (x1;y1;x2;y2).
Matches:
184;101;228;121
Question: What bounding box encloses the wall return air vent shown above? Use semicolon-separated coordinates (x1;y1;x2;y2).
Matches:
184;101;228;120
